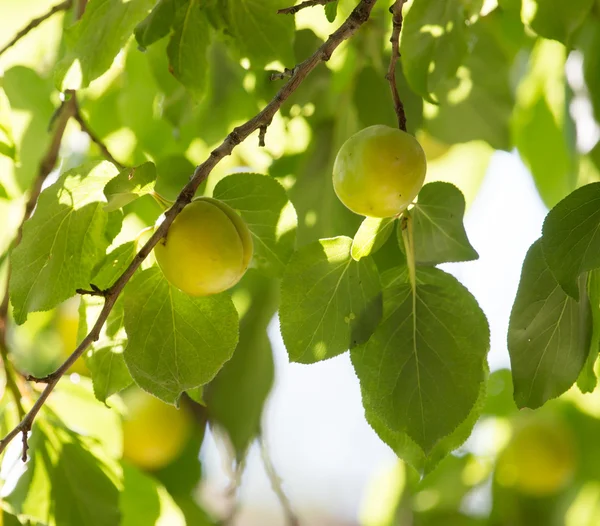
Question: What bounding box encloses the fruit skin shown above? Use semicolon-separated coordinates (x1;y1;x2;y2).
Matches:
154;197;253;296
495;418;576;497
333;125;427;218
122;389;193;471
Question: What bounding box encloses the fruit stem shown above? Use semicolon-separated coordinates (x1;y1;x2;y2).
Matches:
400;211;416;292
150;191;175;212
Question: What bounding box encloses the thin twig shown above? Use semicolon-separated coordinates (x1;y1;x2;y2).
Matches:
68;90;125;170
0;0;378;459
260;435;300;526
278;0;335;15
75;285;108;297
0;0;73;57
386;0;408;131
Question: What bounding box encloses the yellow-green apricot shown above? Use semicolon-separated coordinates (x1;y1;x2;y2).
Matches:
154;197;253;296
333;125;427;218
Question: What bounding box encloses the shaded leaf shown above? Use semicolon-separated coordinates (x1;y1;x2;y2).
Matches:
508;239;592;408
578;269;600;393
542;182;600;299
512;38;577;208
166;0;211;99
402;182;478;265
522;0;593;44
351;217;395;261
280;236;382;363
1;420;121;526
134;0;188;49
213;173;297;276
224;0;295;68
55;0;156;90
325;1;338;22
206;273;277;457
351;266;489;452
124;267;239;404
365;369;487;474
400;0;468;103
9;161;120;324
121;463;185;526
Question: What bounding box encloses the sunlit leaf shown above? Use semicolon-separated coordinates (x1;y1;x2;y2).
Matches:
123;267;239;404
578;269;600;393
0;84;16;161
280;236;382;363
9;161;120;324
55;0;156;90
402;182;478;265
213;173;297;277
351;217;395;261
104;163;157;212
351;266;489;452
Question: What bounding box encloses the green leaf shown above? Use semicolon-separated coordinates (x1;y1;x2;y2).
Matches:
47;377;123;457
121;463;186;526
512;39;577;208
578;269;600;393
3;66;55;191
55;0;156;90
0;182;8;199
280;236;382;363
9;161;120;324
351;266;489;452
508;239;592;409
79;253;134;404
0;84;16;161
224;0;295;68
522;0;593;44
400;0;468;103
166;0;211;99
578;20;600;126
351;217;395;261
424;9;526;150
103;163;157;212
1;420;121;526
325;1;338;22
213;173;297;277
134;0;188;49
365;368;487;474
402;182;478;265
541;182;600;300
123;267;239;404
206;273;277;457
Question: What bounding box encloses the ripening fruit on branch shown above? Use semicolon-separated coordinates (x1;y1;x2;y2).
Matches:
122;389;193;471
495;418;576;497
333;125;427;218
154;197;253;296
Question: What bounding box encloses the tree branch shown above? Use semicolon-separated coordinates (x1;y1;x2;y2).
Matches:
67;90;126;170
278;0;335;15
0;97;75;428
0;0;378;459
0;0;73;57
260;435;300;526
386;0;408;131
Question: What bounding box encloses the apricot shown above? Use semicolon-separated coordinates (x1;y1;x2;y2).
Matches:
495;419;576;496
333;125;426;218
122;389;192;471
154;197;253;296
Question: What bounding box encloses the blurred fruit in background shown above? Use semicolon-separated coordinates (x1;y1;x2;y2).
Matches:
55;297;89;376
496;417;576;497
122;388;193;471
